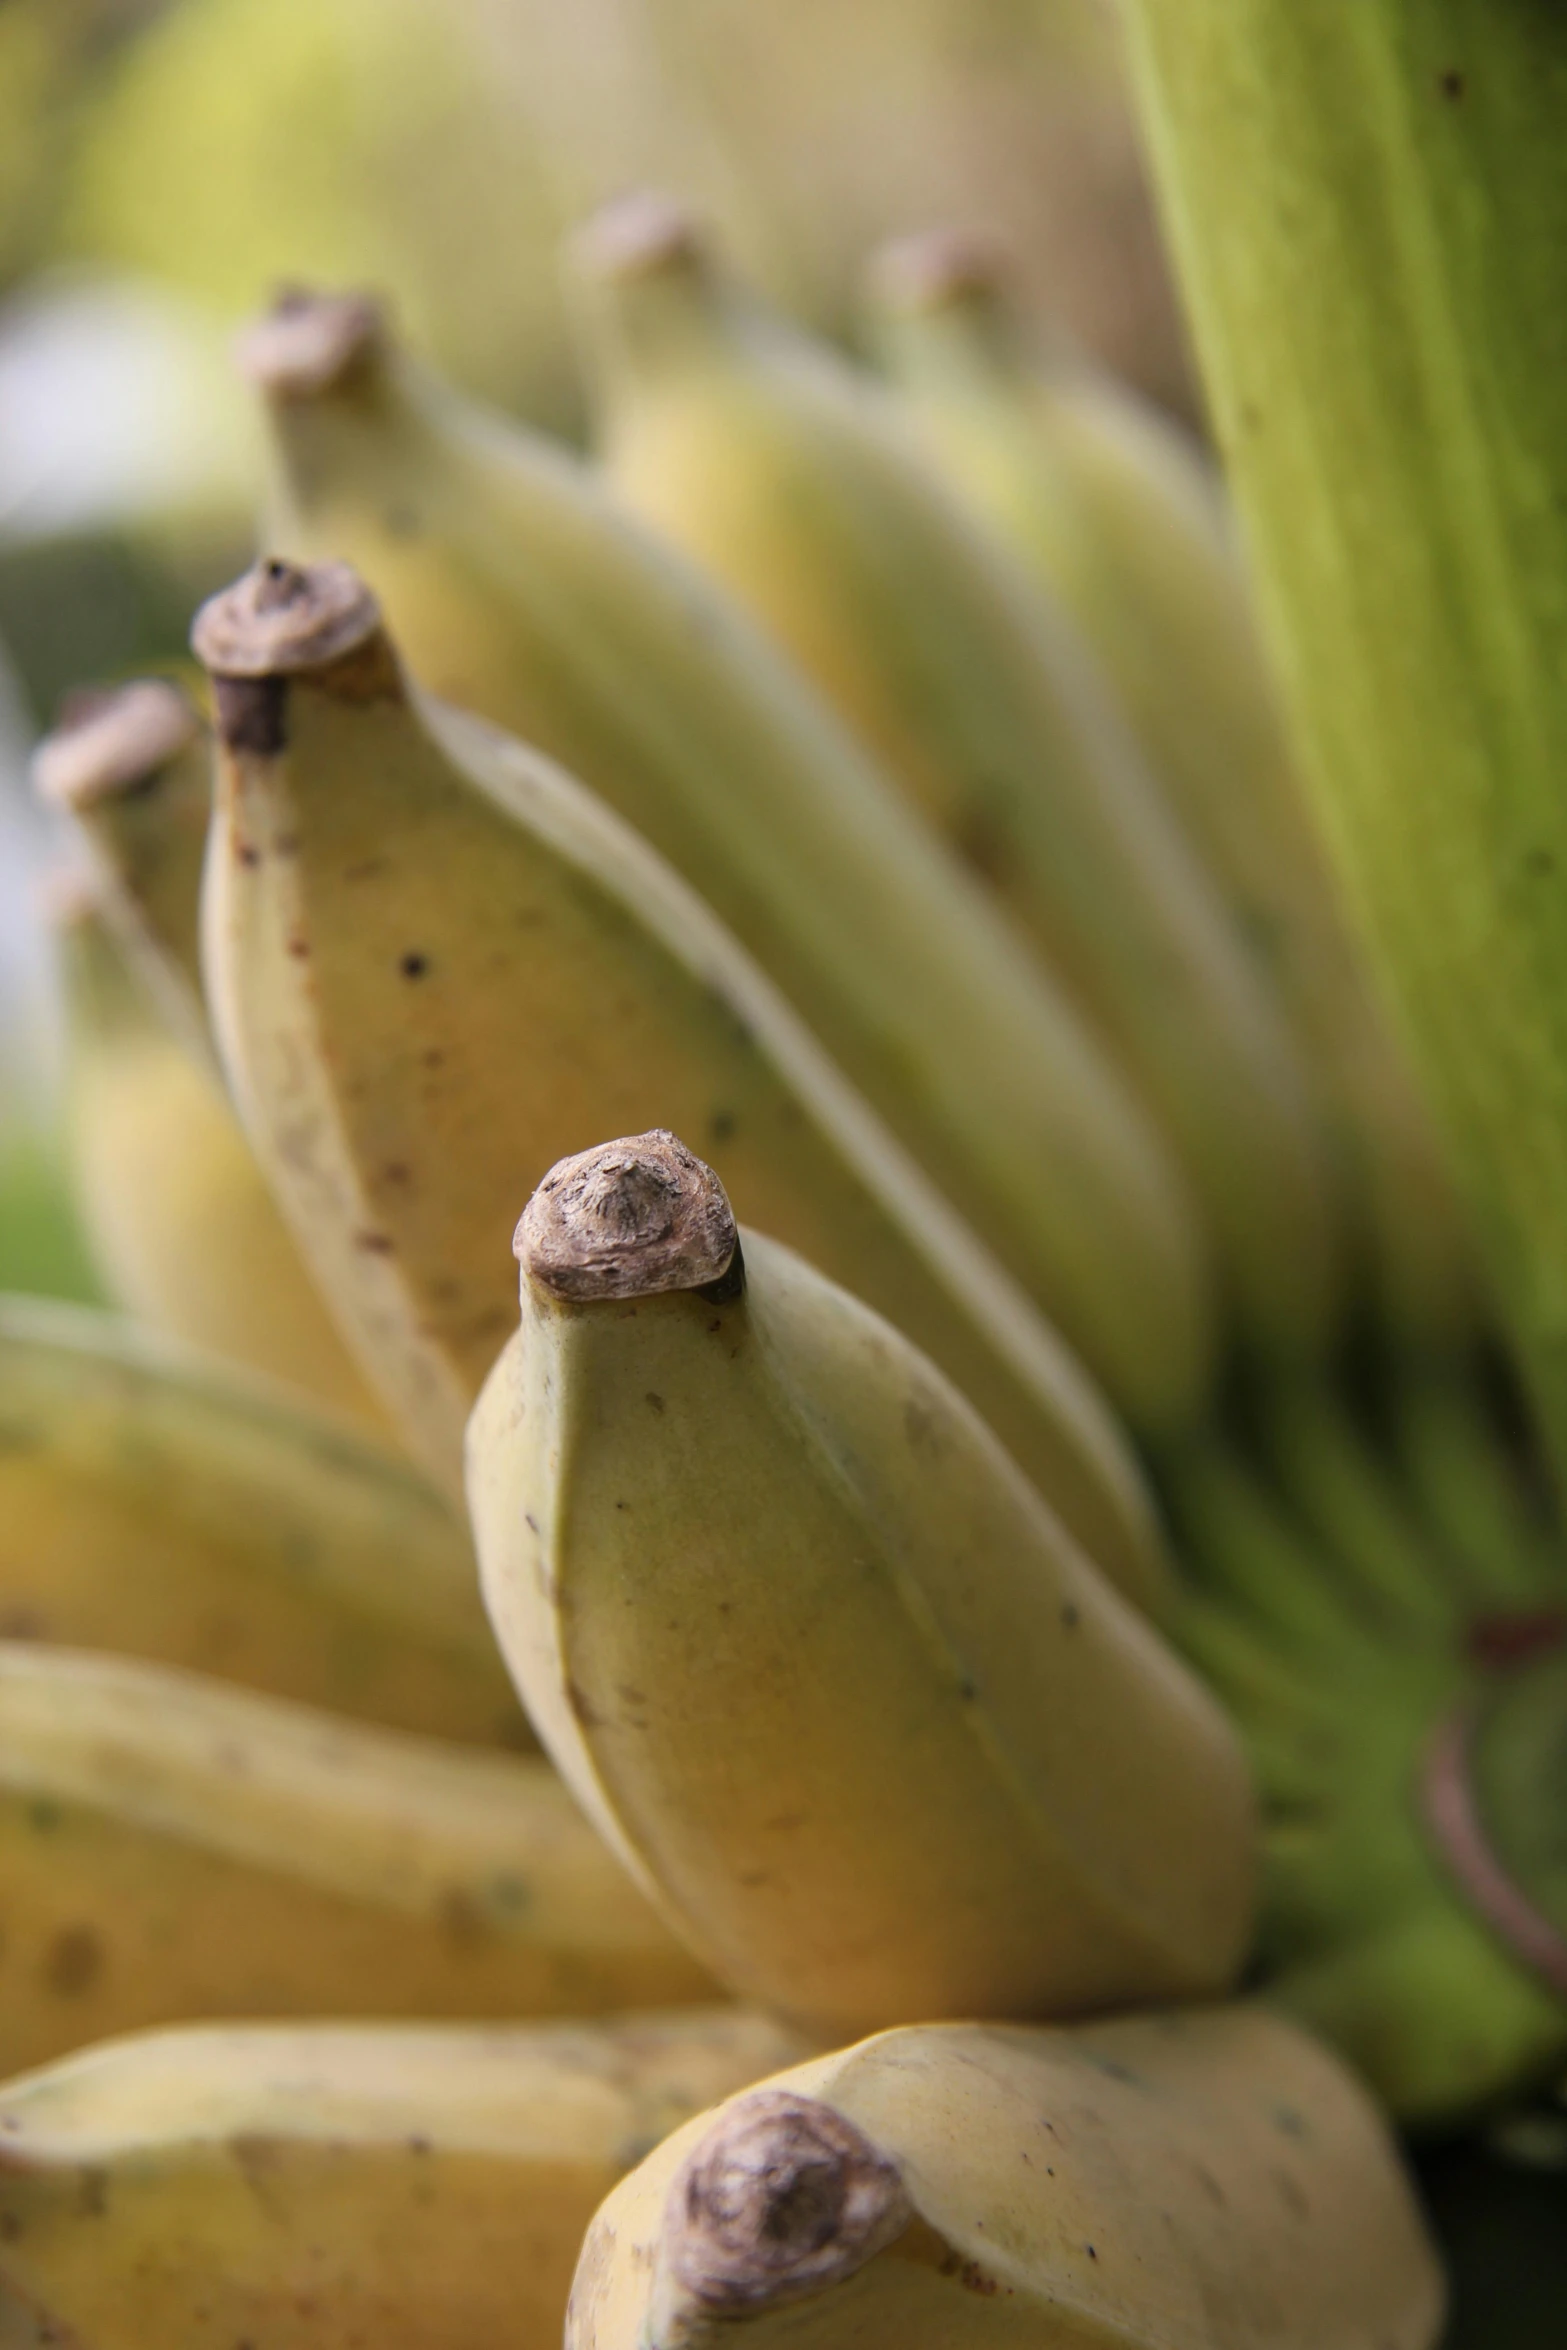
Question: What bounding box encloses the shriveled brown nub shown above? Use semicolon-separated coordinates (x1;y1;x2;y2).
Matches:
191;561;382;681
663;2089;911;2317
871;227;1008;314
516;1131;739;1304
32;680;200;812
235;286;384;399
576;189;709;285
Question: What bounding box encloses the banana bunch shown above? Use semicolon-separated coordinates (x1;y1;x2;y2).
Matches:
12;162;1559;2343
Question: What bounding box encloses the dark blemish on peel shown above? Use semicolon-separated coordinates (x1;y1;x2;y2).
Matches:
399;951;429;980
1525;845;1555;878
524;1514;540;1535
286;934;309;959
709;1109;736;1142
236;842;261;869
44;1925;104;1997
645;1392;665;1414
1060;1602;1080;1631
382;1162;411;1186
214;673;288;755
355;1230;395;1254
1437;67;1465;98
422;1046;446;1069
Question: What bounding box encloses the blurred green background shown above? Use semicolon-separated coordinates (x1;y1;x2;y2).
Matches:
1;3;1562;2332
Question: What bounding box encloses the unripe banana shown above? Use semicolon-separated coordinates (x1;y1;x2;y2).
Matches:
193;558;1172;1616
0;1643;713;2075
48;870;391;1432
568;2007;1445;2350
237;286;1215;1437
0;2008;805;2350
868;231;1475;1346
0;1291;523;1746
468;1131;1255;2038
33;677;210;1033
1175;1435;1567;2121
571;194;1343;1365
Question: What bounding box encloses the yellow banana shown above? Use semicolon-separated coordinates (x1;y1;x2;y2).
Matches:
0;1643;713;2075
571;193;1343;1366
48;871;392;1432
237;286;1215;1437
193;557;1173;1616
869;232;1474;1345
467;1131;1255;2038
568;2006;1445;2350
0;1289;523;1747
0;2007;805;2350
33;676;211;1033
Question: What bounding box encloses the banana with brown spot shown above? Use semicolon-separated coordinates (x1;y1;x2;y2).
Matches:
468;1132;1255;2037
0;1291;523;1747
0;2008;805;2350
193;556;1172;1616
568;2008;1444;2350
0;1644;713;2076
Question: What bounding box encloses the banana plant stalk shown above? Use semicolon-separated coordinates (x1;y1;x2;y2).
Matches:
1117;3;1567;1486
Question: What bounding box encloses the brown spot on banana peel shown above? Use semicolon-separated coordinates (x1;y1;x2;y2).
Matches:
192;560;404;755
661;2089;911;2321
517;1133;740;1304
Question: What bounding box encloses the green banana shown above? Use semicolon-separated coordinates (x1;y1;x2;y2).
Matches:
468;1130;1255;2038
48;869;392;1432
236;285;1215;1436
0;1642;713;2076
570;193;1343;1366
868;230;1475;1346
192;557;1173;1616
0;2007;805;2350
33;676;210;1031
568;2007;1444;2350
0;1290;523;1746
1172;1444;1567;2121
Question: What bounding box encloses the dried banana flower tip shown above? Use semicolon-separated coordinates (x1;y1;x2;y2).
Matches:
235;285;386;399
516;1131;740;1304
665;2089;912;2317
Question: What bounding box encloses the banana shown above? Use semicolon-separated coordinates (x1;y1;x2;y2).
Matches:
192;557;1174;1616
33;677;210;1033
467;1130;1255;2038
48;869;392;1431
1173;1443;1567;2121
567;2006;1445;2350
0;2007;805;2350
868;230;1475;1345
236;286;1215;1439
0;1289;523;1746
570;193;1343;1366
0;1643;713;2075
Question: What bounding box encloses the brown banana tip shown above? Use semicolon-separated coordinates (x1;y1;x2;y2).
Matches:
31;679;201;813
234;285;385;398
574;189;709;284
663;2089;911;2317
870;227;1008;313
191;560;383;683
515;1131;740;1304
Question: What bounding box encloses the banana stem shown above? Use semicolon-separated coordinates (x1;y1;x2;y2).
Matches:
1118;1;1567;1493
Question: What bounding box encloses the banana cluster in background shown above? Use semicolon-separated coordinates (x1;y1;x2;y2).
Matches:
8;186;1566;2346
